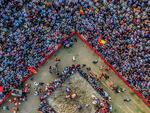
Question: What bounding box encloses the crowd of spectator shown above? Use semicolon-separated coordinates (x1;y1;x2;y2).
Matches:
77;0;149;100
0;0;77;102
0;0;149;105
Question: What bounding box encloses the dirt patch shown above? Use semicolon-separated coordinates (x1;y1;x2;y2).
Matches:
48;73;102;113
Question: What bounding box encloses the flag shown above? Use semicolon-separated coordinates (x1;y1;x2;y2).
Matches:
98;39;107;46
0;86;4;92
80;9;84;15
27;66;37;74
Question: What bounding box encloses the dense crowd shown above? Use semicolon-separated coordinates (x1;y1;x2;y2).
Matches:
77;0;150;99
0;0;149;105
0;0;76;102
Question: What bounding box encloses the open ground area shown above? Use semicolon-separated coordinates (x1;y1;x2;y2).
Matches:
0;36;149;113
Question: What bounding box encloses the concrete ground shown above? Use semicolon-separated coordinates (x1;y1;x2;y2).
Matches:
0;35;149;113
